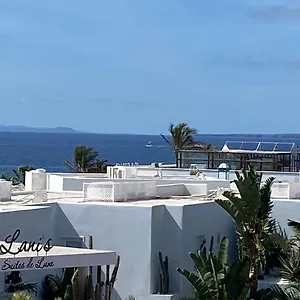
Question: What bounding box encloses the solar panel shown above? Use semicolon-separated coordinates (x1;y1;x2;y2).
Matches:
259;142;276;151
223;141;298;153
225;141;242;150
240;142;258;151
275;143;294;152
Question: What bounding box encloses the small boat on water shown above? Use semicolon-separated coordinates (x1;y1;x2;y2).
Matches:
146;141;152;147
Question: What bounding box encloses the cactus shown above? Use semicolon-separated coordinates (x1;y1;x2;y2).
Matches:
200;236;214;255
158;252;169;294
70;255;120;300
43;235;120;300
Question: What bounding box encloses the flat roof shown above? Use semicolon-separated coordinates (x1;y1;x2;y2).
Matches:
0;205;49;213
0;242;116;271
6;191;215;207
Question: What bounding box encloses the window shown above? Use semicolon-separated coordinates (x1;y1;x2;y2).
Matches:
61;236;86;248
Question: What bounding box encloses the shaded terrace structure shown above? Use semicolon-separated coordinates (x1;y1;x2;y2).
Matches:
0;243;116;272
177;141;300;171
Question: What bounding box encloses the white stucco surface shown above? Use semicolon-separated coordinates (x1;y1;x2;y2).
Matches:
4;167;300;300
53;199;235;299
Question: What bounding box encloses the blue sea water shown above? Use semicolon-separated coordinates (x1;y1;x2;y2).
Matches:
0;132;299;175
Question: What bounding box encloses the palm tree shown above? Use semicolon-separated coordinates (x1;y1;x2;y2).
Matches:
177;236;250;300
1;165;35;185
276;219;300;284
12;165;35;185
160;123;197;167
202;143;217;151
215;166;287;298
87;159;108;173
64;146;98;173
160;123;197;151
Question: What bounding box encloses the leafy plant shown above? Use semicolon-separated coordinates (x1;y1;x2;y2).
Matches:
278;219;300;283
202;143;217;151
64;145;107;173
160;123;197;151
287;220;300;246
265;222;290;274
4;272;37;295
41;268;74;300
177;236;250;300
1;166;35;185
257;284;300;300
10;291;35;300
215;166;288;298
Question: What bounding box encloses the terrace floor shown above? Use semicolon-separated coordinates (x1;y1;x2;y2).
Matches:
4;191;217;207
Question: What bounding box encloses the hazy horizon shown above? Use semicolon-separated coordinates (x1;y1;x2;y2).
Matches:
1;124;300;136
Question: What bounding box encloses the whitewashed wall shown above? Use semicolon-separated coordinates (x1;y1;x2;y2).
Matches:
0;206;54;295
56;201;235;300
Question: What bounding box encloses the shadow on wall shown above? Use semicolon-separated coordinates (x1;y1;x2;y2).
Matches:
54;204;83;245
181;202;237;296
150;205;183;295
53;205;123;300
150;202;236;297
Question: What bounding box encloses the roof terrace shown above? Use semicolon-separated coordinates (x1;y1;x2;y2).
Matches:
178;140;300;171
222;141;298;154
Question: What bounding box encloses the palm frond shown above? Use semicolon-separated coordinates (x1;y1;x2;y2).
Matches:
64;160;77;172
259;176;275;219
160;134;171;146
288;220;300;238
215;198;243;224
167;122;197;150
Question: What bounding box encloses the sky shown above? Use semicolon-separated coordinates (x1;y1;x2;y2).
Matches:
1;0;300;134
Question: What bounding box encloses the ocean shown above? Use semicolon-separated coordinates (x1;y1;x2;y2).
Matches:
0;132;299;175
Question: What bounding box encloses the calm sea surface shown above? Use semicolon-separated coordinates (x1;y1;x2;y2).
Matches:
0;132;299;175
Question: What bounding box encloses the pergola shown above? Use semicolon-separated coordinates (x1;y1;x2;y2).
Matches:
0;242;116;272
177;141;300;171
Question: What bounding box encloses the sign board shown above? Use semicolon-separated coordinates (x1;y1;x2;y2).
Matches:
0;229;54;271
1;257;54;271
0;229;117;272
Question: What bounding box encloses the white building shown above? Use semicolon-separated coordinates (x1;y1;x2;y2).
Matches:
0;165;299;299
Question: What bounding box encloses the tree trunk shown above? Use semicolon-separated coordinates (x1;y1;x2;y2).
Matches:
249;267;258;299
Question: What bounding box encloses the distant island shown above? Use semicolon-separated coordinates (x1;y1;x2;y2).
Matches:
0;125;80;133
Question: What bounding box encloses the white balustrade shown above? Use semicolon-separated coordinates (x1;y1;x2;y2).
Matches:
84;181;157;202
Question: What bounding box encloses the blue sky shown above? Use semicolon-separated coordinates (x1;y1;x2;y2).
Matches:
1;0;300;134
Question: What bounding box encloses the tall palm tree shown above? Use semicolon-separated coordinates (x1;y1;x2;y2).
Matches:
215;166;287;298
64;145;98;173
160;123;197;151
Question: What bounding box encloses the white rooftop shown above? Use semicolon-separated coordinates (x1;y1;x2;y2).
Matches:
8;191;216;207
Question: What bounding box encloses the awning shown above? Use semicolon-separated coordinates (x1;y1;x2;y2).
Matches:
0;242;117;272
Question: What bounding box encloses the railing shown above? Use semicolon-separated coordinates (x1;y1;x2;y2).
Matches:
84;181;157;202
